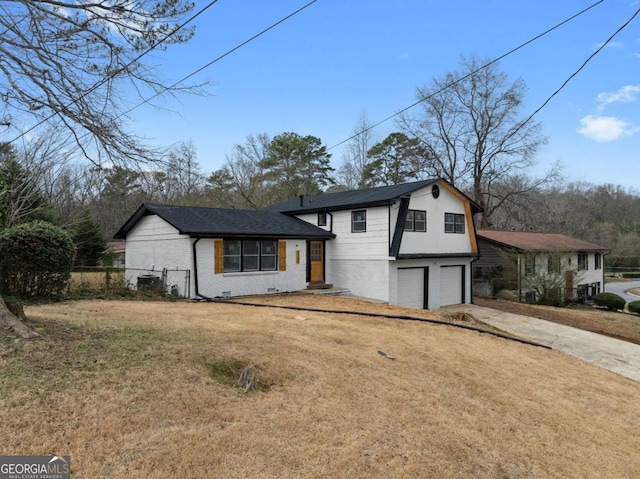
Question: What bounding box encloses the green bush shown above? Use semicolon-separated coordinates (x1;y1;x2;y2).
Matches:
628;301;640;314
593;292;626;311
0;221;76;297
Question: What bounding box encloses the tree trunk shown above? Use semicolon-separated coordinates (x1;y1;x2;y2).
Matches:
0;295;39;339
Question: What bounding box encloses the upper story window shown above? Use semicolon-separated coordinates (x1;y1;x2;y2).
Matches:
524;255;536;276
223;239;278;273
444;213;465;234
351;210;366;233
318;212;327;227
594;253;602;270
548;255;561;274
405;210;427;232
578;252;588;271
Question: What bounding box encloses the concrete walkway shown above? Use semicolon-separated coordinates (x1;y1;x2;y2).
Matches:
445;304;640;383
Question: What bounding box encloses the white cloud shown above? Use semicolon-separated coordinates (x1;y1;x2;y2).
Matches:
398;51;410;61
578;115;638;142
592;40;624;51
596;85;640;110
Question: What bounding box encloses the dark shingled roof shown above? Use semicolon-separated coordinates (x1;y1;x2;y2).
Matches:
265;179;451;214
477;230;608;252
114;204;336;240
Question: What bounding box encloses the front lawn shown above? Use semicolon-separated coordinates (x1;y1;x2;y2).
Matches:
0;298;638;477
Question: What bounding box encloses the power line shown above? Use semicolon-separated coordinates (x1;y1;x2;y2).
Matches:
8;0;221;144
512;5;640;140
119;0;319;118
327;0;606;152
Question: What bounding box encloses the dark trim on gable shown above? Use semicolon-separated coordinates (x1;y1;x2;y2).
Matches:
390;196;410;257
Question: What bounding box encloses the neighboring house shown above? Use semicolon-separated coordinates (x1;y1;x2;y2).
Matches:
474;230;608;303
114;179;482;309
103;241;126;268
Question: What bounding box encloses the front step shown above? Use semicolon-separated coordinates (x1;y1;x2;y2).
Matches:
306;282;333;290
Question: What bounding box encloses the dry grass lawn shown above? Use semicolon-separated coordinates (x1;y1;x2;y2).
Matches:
1;296;639;478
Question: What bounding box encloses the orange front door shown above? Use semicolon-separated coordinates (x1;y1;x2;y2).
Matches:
310;241;324;282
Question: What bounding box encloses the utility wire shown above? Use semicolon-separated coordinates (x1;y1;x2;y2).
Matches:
118;0;319;118
510;5;640;141
8;0;221;144
327;0;606;152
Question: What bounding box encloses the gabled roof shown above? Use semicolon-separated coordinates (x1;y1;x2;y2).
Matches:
265;178;480;214
477;230;608;252
114;204;336;240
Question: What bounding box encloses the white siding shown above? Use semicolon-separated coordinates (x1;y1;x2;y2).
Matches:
196;238;307;298
321;207;391;299
124;215;193;296
327;258;390;301
399;184;474;255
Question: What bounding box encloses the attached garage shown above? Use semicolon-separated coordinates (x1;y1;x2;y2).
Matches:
397;268;427;309
439;265;464;307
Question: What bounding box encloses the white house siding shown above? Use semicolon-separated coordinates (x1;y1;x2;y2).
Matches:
195;238;308;298
399;185;474;255
327;258;390;301
518;251;605;301
320;207;392;300
389;257;474;309
124;215;193;296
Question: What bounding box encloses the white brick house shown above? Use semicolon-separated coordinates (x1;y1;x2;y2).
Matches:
115;179;482;309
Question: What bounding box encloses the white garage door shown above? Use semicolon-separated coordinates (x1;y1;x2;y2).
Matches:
397;268;425;309
439;266;463;307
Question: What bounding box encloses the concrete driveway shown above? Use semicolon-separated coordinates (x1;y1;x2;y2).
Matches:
604;280;640;303
445;304;640;383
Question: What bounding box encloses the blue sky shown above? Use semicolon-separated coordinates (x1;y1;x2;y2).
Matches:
131;0;640;188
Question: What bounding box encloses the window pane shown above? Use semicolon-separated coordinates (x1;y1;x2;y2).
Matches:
352;210;366;232
261;255;276;271
525;255;535;276
244;240;259;254
261;241;277;271
243;240;260;271
224;256;241;272
414;211;426;232
243;255;259;271
404;211;414;231
224;240;241;272
444;213;454;233
224;240;241;255
261;241;276;255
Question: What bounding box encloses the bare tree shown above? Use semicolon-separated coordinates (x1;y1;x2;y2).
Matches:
336;111;378;190
400;55;550;227
0;0;202;167
207;134;273;209
0;0;202;335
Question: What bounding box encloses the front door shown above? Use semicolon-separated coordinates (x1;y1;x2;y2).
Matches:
310;241;324;283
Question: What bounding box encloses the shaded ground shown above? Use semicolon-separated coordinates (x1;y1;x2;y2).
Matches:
474;297;640;346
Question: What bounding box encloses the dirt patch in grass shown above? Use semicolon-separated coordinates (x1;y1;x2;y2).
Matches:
474;297;640;345
1;299;639;478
